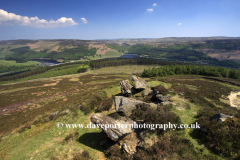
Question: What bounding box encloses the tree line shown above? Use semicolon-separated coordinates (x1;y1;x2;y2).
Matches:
0;61;90;82
0;58;180;82
1;58;240;82
105;43;240;68
6;46;97;62
89;58;181;69
142;65;240;79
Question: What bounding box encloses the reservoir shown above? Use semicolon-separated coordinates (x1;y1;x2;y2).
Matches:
121;54;140;58
31;59;60;66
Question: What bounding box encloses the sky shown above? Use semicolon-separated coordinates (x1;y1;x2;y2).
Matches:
0;0;240;40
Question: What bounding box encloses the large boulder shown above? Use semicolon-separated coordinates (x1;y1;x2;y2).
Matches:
120;80;133;94
131;75;148;90
155;94;170;102
122;133;139;156
114;96;157;116
198;113;234;133
142;87;151;97
49;111;58;120
114;96;143;112
91;113;133;141
210;113;233;123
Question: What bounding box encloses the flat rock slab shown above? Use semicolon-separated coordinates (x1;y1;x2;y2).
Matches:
120;80;133;94
131;75;148;89
156;94;170;102
210;113;233;123
114;96;157;116
91;113;133;141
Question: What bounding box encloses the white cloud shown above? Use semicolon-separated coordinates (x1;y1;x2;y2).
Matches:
177;23;182;25
153;3;157;6
81;18;88;23
0;9;78;28
147;8;153;12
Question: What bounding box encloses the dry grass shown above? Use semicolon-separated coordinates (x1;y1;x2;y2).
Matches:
91;65;160;74
1;70;239;159
26;40;60;52
88;43;117;55
198;49;240;63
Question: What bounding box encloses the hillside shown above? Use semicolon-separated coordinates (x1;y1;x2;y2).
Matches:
0;59;240;159
0;37;239;69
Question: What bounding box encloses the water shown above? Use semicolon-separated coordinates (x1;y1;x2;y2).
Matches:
121;54;140;58
31;59;60;66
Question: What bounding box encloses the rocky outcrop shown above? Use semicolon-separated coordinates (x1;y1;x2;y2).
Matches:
155;94;170;102
91;113;133;141
120;80;133;94
114;96;143;112
114;96;157;116
150;85;173;106
143;87;151;96
210;113;233;123
49;111;58;120
131;75;148;90
198;113;234;133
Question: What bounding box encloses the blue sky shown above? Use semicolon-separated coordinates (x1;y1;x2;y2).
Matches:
0;0;239;40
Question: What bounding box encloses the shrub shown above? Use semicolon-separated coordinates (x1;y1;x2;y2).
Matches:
193;105;240;157
104;144;130;160
69;107;78;117
108;112;122;120
195;115;240;157
77;64;89;73
154;85;169;96
64;133;74;141
143;95;152;103
51;156;58;160
96;97;113;112
80;91;108;114
73;150;92;160
80;105;92;115
18;124;31;133
130;103;181;135
130;103;148;120
63;131;79;144
134;133;218;160
32;115;49;126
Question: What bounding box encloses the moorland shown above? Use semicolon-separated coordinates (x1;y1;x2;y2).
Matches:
0;38;240;160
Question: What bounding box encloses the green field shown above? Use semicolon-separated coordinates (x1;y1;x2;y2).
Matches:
0;38;240;159
104;51;122;57
0;59;40;66
0;59;41;76
0;45;26;58
0;64;239;159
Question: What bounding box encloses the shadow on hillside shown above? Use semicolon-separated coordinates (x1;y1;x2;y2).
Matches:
189;129;205;146
189;129;217;154
77;132;109;152
114;93;123;96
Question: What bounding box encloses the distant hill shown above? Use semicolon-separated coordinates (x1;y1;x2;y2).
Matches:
0;37;240;68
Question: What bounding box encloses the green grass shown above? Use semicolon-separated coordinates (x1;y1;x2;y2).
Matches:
1;71;239;159
0;59;40;66
104;51;122;57
0;110;104;160
0;72;130;159
0;65;159;84
149;80;171;89
0;74;130;134
0;59;41;76
0;45;26;58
